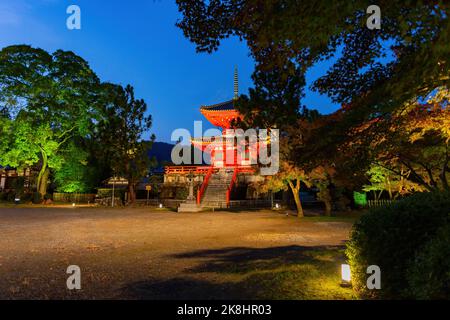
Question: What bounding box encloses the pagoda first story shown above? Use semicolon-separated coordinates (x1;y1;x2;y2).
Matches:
164;99;271;212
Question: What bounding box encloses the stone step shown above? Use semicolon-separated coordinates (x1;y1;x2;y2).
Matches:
199;169;236;207
177;201;203;212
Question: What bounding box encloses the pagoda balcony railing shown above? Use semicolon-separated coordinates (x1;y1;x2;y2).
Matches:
165;165;256;175
164;166;212;175
191;136;271;144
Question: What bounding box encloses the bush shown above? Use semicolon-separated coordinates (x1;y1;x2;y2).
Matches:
44;193;53;200
406;224;450;299
6;191;16;202
0;192;7;201
346;191;450;299
32;192;42;204
175;187;188;200
97;188;126;200
20;193;33;203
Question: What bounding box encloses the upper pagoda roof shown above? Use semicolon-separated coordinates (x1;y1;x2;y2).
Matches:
200;99;235;112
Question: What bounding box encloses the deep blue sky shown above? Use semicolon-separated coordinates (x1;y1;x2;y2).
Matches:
0;0;339;143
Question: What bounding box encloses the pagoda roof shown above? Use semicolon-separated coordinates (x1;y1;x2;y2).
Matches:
200;99;236;112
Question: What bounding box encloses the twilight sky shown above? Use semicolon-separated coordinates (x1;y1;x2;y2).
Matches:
0;0;339;143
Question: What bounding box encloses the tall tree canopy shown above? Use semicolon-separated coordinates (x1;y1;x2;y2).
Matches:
95;84;155;204
0;45;155;202
177;1;450;206
176;1;450;129
0;45;104;196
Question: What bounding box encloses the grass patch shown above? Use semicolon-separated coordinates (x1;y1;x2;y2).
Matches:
175;246;357;300
236;247;357;299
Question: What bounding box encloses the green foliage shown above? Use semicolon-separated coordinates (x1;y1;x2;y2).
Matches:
11;177;25;197
407;225;450;299
234;66;304;129
54;143;94;193
175;187;188;200
32;192;42;204
97;188;126;201
346;191;450;298
96;84;155;203
20;193;33;203
176;1;450;195
0;46;155;198
176;1;450;126
43;193;53;201
353;192;367;207
0;45;103;196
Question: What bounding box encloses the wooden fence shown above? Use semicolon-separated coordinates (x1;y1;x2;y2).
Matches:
367;199;395;207
53;193;96;203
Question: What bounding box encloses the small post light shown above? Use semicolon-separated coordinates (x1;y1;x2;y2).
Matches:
72;203;76;207
159;203;163;209
14;198;20;205
275;203;280;209
341;264;351;287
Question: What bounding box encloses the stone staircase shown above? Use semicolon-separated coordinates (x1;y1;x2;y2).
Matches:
177;168;235;212
201;169;234;208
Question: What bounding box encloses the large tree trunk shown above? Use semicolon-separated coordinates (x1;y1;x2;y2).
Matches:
387;176;393;200
128;182;136;204
288;180;303;217
36;150;48;197
38;167;49;197
324;200;332;216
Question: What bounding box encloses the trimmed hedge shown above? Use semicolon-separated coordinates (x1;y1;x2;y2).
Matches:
346;191;450;299
407;224;450;299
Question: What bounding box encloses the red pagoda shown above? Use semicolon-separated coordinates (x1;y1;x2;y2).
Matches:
165;68;262;210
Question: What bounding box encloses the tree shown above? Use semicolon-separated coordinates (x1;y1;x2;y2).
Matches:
362;164;423;200
258;160;311;217
346;87;450;192
234;63;304;129
0;45;103;196
309;165;336;216
177;1;450;120
97;84;154;204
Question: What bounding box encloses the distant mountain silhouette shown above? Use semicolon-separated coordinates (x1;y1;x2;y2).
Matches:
148;142;175;165
148;141;209;167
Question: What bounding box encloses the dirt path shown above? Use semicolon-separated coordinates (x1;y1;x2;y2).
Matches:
0;207;353;299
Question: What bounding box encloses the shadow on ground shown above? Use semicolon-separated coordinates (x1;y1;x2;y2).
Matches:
121;245;355;300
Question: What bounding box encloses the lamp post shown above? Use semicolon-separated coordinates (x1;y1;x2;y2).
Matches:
146;185;152;206
341;264;352;287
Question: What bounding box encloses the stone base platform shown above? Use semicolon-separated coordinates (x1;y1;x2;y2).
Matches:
177;200;203;213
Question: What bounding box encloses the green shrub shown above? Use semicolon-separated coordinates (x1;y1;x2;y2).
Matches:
346;191;450;299
0;192;7;201
44;193;53;200
0;191;10;202
6;192;16;202
21;193;33;203
12;177;25;197
175;187;188;200
406;224;450;299
97;188;126;200
32;192;42;204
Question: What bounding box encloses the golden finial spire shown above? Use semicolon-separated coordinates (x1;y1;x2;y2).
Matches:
234;66;239;100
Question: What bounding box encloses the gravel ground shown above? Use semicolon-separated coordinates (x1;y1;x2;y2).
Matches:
0;207;353;299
